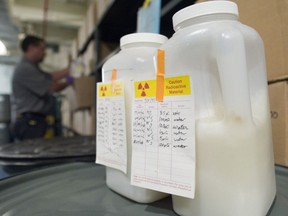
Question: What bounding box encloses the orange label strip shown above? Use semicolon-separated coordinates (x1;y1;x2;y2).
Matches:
156;49;165;102
111;68;117;92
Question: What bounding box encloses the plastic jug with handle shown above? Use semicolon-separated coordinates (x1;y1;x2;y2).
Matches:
102;33;169;203
159;1;276;215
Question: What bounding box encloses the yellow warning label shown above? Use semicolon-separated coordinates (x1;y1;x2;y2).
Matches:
165;76;191;96
134;80;157;98
98;81;123;97
134;75;191;98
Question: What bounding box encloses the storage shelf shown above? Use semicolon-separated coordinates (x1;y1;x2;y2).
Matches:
79;0;196;78
97;0;196;43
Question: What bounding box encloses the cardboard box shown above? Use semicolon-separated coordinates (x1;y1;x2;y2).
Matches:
196;0;288;81
65;76;96;111
269;79;288;166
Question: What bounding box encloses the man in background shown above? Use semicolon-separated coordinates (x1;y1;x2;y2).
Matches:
12;35;74;140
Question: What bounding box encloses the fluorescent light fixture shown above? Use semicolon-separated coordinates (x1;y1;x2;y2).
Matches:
0;40;7;55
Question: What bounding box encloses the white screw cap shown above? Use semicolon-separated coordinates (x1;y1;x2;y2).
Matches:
173;1;239;31
120;33;168;47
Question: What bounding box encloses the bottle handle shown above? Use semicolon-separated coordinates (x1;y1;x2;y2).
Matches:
214;29;252;121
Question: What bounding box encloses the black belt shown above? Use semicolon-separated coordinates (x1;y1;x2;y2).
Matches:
17;112;47;119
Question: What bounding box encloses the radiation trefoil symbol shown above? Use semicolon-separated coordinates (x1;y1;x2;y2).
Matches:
100;86;107;97
138;82;149;97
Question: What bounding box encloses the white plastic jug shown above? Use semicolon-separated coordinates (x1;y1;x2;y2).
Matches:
102;33;168;203
159;1;276;215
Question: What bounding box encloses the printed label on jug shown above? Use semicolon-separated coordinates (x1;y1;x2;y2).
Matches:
134;76;191;98
131;75;195;198
96;81;127;173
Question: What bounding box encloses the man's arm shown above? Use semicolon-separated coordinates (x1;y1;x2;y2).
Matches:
51;67;69;81
49;67;74;93
49;81;69;93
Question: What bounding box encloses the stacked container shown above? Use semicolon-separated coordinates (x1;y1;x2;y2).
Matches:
158;1;276;215
102;33;168;203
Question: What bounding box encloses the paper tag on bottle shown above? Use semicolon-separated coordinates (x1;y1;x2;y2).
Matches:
131;75;196;198
96;80;127;173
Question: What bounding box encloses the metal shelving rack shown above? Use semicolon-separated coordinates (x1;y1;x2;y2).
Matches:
77;0;196;82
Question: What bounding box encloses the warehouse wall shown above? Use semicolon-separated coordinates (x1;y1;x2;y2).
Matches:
61;0;113;136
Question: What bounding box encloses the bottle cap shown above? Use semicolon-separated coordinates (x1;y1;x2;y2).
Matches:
120;33;168;47
173;1;239;31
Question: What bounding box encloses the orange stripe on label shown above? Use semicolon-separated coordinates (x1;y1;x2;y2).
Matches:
111;68;117;93
156;49;165;102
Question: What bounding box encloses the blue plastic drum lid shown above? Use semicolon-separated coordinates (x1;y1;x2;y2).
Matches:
0;164;287;216
0;94;11;123
0;136;96;166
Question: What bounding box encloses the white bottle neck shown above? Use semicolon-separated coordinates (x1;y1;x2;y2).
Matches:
121;42;162;50
174;13;239;31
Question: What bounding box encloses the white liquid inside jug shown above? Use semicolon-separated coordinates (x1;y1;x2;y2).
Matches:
172;91;275;216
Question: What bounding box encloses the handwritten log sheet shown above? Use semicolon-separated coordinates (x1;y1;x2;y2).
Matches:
96;81;127;173
131;75;195;198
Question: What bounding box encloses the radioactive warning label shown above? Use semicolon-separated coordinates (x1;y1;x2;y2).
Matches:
98;81;123;97
131;74;195;198
96;80;127;173
134;75;191;98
